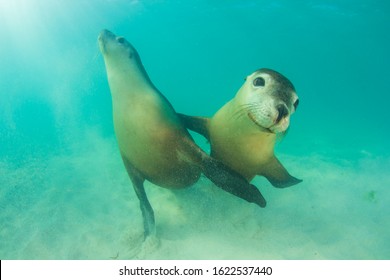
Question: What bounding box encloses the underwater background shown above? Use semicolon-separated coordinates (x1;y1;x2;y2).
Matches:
0;0;389;259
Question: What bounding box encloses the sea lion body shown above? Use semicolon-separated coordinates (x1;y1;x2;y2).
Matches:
209;101;276;181
113;87;199;188
98;30;266;239
100;31;200;188
180;69;302;188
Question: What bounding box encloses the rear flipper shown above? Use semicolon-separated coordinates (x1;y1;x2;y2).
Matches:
121;155;156;239
201;155;266;207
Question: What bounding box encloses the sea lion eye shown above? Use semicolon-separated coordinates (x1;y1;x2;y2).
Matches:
117;37;125;44
253;77;265;87
293;99;299;110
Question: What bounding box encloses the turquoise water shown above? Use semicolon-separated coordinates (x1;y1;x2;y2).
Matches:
1;0;389;259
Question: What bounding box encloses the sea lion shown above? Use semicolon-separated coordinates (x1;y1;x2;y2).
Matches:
98;30;266;240
179;68;302;190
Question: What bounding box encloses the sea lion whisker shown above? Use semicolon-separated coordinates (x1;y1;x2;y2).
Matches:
233;104;257;116
232;103;262;121
92;50;101;61
232;107;250;120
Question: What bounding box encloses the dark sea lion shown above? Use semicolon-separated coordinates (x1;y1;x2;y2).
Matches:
98;30;266;240
179;69;302;190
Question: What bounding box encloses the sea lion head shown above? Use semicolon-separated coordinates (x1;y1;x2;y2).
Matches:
98;29;142;74
236;68;299;134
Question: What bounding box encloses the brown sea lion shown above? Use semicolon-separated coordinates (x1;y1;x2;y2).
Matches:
98;30;266;240
179;69;302;191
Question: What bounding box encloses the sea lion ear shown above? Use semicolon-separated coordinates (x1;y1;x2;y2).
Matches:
262;156;302;188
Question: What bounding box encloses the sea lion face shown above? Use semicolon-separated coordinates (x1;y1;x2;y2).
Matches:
238;68;299;134
98;29;139;72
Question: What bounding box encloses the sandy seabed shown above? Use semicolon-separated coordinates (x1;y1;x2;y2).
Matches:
1;135;389;260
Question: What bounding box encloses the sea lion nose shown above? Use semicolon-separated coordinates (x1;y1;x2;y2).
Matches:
275;104;289;123
99;29;115;41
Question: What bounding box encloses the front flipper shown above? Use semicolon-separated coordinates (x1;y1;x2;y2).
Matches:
121;155;156;239
177;113;210;141
180;137;266;207
202;156;267;207
262;156;302;188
